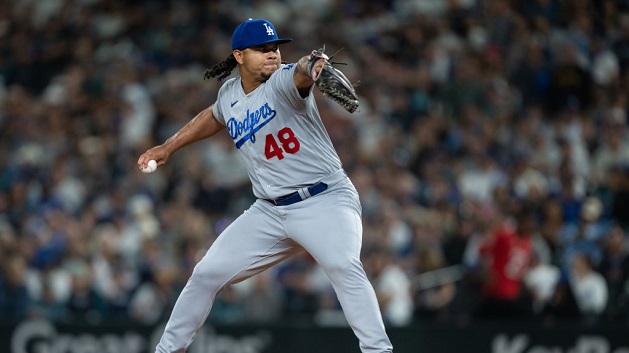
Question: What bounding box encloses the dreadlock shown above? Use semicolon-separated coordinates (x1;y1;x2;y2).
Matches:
203;54;237;81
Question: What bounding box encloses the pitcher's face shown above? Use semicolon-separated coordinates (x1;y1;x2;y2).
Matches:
236;43;282;82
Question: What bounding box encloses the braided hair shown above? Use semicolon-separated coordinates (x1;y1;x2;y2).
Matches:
203;54;237;81
203;52;288;81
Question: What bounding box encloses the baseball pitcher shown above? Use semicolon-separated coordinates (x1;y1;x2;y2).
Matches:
138;18;393;353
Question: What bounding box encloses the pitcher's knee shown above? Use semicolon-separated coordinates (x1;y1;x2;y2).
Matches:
323;258;365;280
188;263;229;293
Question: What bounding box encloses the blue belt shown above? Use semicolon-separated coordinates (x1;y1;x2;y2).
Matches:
264;182;328;206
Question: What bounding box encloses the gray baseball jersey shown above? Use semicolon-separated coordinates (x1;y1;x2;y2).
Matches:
155;63;393;353
212;63;341;199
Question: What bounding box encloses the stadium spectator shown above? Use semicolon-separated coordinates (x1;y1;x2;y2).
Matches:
524;250;561;314
569;252;608;321
597;225;629;320
364;246;414;326
476;206;535;320
0;255;32;321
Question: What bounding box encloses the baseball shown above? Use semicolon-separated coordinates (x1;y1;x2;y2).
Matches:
142;160;157;174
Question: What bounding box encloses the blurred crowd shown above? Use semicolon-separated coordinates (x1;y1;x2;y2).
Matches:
1;0;629;329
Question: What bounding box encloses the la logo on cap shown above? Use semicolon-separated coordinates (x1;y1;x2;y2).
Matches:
263;23;274;36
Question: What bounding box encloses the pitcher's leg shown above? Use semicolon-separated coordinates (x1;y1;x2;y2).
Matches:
286;188;393;353
156;201;298;353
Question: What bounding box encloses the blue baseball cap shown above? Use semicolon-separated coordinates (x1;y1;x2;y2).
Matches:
231;19;293;51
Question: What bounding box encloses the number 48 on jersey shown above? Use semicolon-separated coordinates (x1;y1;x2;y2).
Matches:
264;127;300;160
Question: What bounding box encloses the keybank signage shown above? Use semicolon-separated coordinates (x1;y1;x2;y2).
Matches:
493;334;629;353
9;320;272;353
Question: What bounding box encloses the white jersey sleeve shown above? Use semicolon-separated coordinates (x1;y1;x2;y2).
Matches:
211;77;236;126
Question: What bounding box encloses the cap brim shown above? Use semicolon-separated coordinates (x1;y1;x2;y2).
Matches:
236;38;293;50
